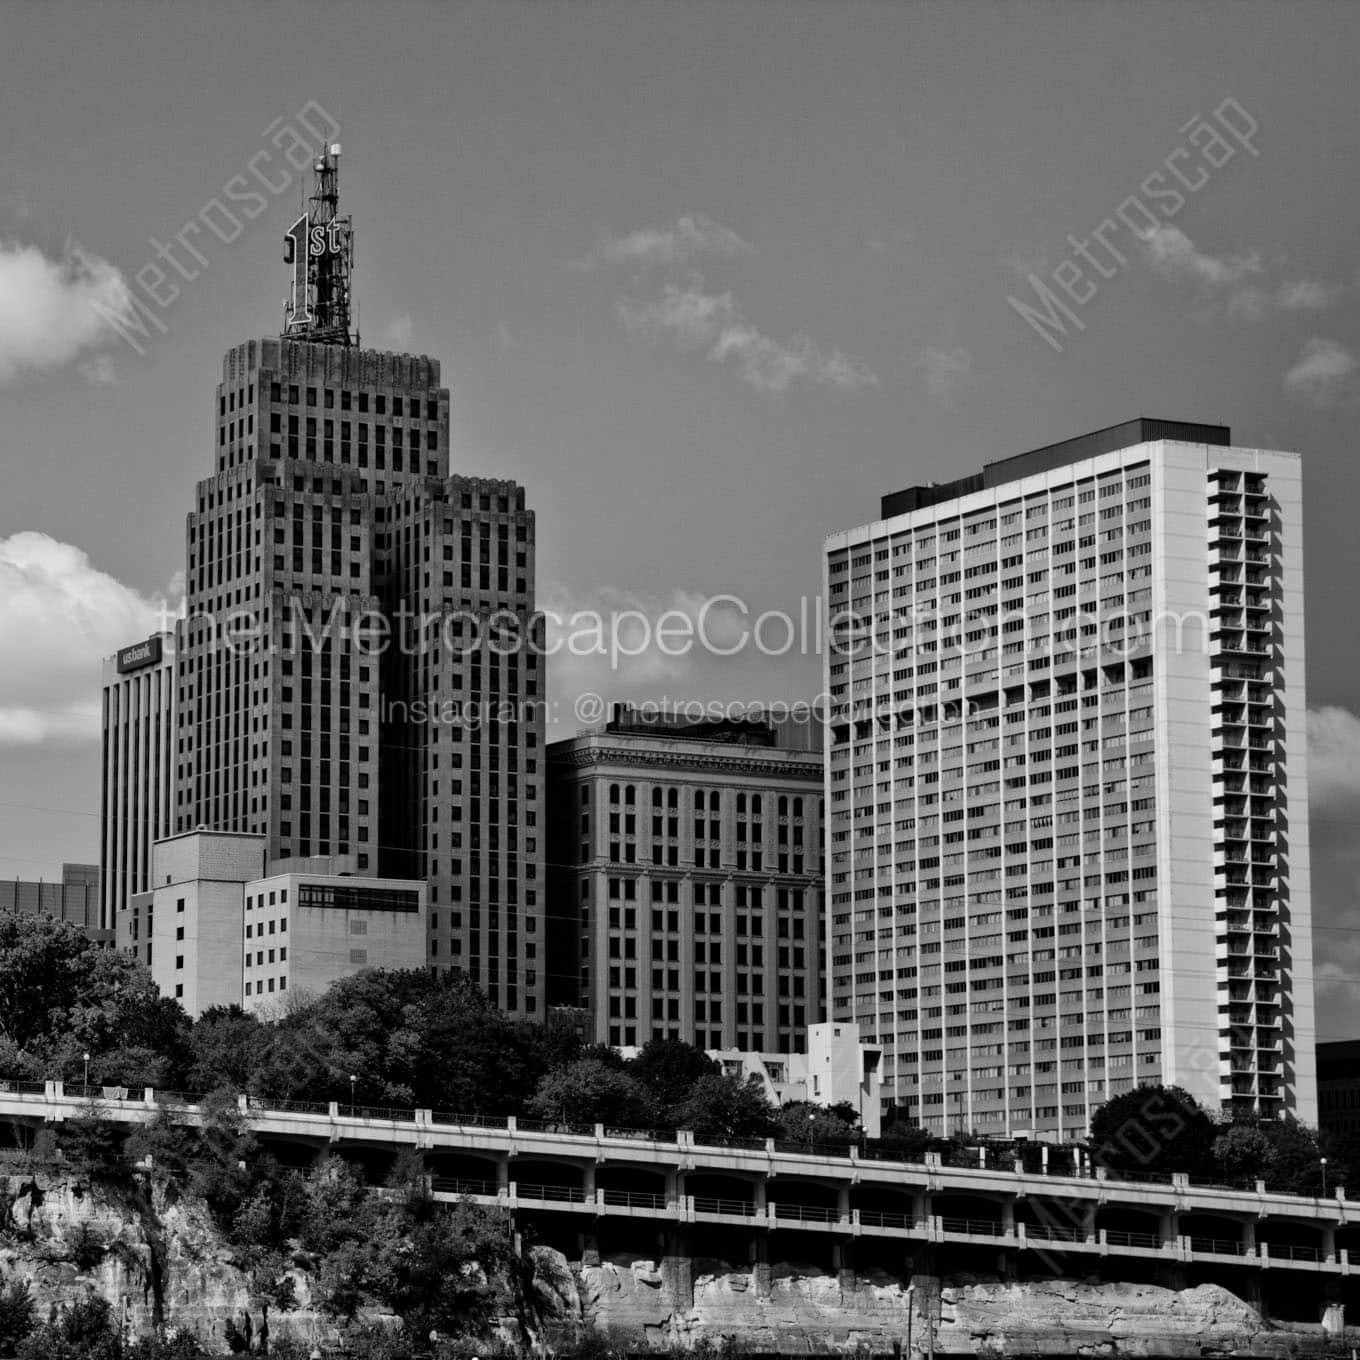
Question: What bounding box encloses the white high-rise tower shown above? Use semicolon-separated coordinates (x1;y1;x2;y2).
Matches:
824;420;1315;1140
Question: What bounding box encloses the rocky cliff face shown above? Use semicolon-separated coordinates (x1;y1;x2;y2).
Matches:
574;1251;1335;1357
0;1170;365;1352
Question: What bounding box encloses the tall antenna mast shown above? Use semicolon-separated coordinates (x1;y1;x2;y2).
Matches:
282;144;356;346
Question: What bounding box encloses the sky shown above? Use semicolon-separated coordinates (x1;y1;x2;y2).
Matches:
2;0;1360;1035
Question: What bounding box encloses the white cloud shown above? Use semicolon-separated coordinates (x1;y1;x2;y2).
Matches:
583;214;754;270
379;314;413;349
0;239;129;381
1139;225;1339;322
78;354;117;386
0;533;177;744
1283;338;1358;406
916;344;976;409
1141;224;1261;288
1308;706;1360;809
618;280;876;393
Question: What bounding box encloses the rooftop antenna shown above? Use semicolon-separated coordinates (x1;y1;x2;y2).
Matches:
282;143;356;346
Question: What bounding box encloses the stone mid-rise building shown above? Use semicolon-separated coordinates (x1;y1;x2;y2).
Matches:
106;147;545;1014
548;704;824;1051
824;420;1315;1139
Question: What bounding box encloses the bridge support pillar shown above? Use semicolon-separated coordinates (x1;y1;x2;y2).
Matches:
1155;1261;1186;1291
749;1234;771;1299
1241;1269;1265;1315
1322;1278;1344;1335
662;1230;693;1312
578;1228;600;1268
833;1241;855;1294
907;1250;939;1356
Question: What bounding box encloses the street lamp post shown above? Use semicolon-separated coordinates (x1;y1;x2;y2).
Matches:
1322;1157;1329;1197
83;1052;90;1090
349;1074;357;1114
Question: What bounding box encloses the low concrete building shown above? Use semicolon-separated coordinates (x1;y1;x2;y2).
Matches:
132;831;426;1017
241;868;427;1012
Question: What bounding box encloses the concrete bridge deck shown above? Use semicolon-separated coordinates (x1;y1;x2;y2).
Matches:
1;1081;1353;1278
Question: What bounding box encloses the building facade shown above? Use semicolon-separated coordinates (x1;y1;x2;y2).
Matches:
824;420;1315;1139
1;863;109;944
100;633;175;932
99;149;544;1015
242;867;426;1012
548;706;825;1052
138;831;426;1017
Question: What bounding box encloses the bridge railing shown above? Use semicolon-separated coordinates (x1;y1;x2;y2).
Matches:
0;1083;1350;1216
693;1195;758;1218
428;1111;510;1130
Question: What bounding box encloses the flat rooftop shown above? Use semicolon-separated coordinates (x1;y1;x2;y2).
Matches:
880;417;1230;520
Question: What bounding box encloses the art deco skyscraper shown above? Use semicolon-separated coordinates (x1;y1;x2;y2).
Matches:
167;147;545;1014
824;420;1315;1139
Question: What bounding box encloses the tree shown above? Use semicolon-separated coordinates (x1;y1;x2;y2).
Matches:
1088;1084;1216;1178
0;913;191;1091
186;1007;266;1092
626;1039;719;1116
671;1074;777;1141
1259;1118;1343;1196
1212;1121;1274;1183
775;1101;858;1148
526;1059;654;1128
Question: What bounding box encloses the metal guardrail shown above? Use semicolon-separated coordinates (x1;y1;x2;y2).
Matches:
859;1209;914;1230
774;1203;840;1223
248;1097;330;1116
431;1177;497;1197
941;1216;1005;1237
602;1189;666;1210
515;1182;587;1205
428;1111;510;1129
694;1196;757;1218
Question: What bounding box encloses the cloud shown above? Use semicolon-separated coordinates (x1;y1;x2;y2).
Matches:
78;354;117;386
539;582;821;736
379;314;413;349
581;214;754;270
1141;224;1261;288
1309;706;1360;810
0;533;177;744
1139;225;1339;322
1283;338;1358;406
0;239;129;381
618;280;877;393
916;344;976;408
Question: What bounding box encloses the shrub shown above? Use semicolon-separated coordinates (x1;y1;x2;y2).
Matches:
0;1281;35;1358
